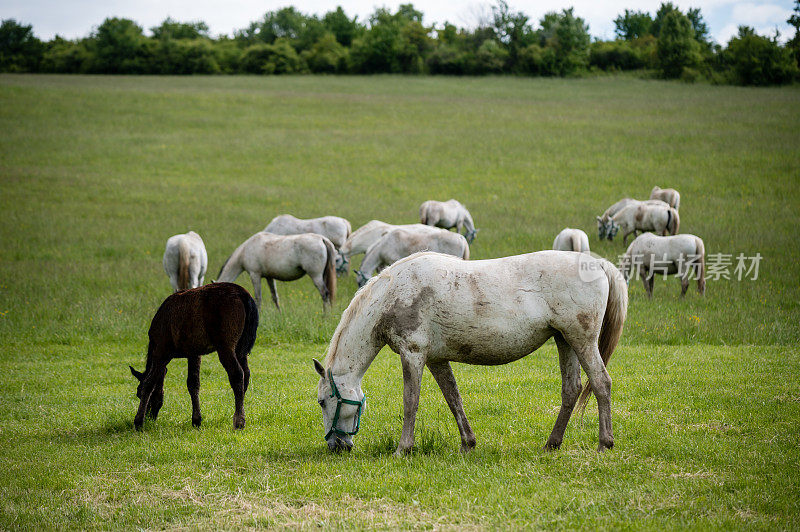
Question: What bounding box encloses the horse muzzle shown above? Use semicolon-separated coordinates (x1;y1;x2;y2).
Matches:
327;436;353;453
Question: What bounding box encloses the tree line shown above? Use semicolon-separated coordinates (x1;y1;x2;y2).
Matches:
2;1;799;86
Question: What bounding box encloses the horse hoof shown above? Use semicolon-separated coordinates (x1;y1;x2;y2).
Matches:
134;422;143;432
192;418;202;428
233;416;245;429
543;440;561;451
597;440;614;452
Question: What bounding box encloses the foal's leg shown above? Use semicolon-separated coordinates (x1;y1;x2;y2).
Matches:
427;361;476;452
545;334;582;450
239;354;251;395
574;343;614;451
266;278;280;311
248;272;263;310
396;351;426;455
218;347;246;429
187;355;202;427
148;369;166;420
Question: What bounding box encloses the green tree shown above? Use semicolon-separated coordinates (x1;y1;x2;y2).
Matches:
613;10;654;40
322;7;362;47
240;39;306;74
537;8;591;75
302;33;347;73
41;36;90;73
788;0;800;67
723;26;798;85
0;19;43;72
656;10;702;78
150;18;209;40
90;17;151;73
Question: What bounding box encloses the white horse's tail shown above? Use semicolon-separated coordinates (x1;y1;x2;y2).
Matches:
178;239;191;290
323;237;337;305
695;236;706;295
577;260;628;414
667;208;680;235
419;204;428;225
571;233;581;253
462;241;470;260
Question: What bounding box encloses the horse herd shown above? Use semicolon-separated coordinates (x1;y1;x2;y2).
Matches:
131;190;705;454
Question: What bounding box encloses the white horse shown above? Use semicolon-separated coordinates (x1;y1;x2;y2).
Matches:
620;233;705;298
163;231;207;292
264;214;352;273
607;203;680;245
553;228;590;253
314;250;627;454
419;199;477;243
354;228;469;287
340;221;436;262
650;186;680;210
596;198;668;240
217;232;336;311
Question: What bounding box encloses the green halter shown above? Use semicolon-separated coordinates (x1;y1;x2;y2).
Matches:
324;368;366;441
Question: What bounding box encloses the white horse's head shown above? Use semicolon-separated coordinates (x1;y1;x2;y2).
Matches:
314;359;365;452
354;270;369;288
596;216;607;240
606;220;620;241
335;253;349;274
465;228;478;244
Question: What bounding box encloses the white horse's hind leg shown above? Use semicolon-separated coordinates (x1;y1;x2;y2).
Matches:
545;334;582;450
248;272;263;310
168;273;180;292
427;361;476;452
266;278;280;310
396;351;426;456
575;343;614;451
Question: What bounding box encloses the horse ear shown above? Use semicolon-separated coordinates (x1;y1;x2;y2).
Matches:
129;365;144;381
313;358;325;378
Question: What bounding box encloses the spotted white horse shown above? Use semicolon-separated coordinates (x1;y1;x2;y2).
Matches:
419;199;478;243
620;233;705;298
163;231;207;292
596;198;668;240
354;227;469;287
340;221;436;265
607;203;680;245
217;232;336;311
314;251;627;454
265;214;351;274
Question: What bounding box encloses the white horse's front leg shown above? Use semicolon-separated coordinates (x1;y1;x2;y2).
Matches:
396;351;426;455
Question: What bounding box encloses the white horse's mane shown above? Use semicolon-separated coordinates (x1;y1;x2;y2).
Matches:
325;252;433;367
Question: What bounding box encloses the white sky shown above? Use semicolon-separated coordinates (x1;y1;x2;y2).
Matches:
2;0;796;45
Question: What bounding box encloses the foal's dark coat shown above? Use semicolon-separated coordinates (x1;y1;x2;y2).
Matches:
130;282;258;430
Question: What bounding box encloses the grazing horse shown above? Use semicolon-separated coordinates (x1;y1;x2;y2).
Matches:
129;282;258;430
650;186;681;210
607;203;680;245
553;228;590;253
419;199;478;243
265;214;351;274
314;251;627;454
596;199;668;240
620;233;705;298
217;232;336;311
340;221;435;264
163;231;207;292
354;228;469;287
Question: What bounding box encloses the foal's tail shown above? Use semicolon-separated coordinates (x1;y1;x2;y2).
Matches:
577;260;628;415
571;233;581;253
236;290;259;359
323;237;337;305
178;239;191;290
695;236;706;295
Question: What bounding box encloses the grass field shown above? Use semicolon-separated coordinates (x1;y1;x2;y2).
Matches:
1;74;799;529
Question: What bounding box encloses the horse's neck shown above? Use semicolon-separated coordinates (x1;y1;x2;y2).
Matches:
461;210;475;232
218;244;245;282
327;296;383;388
359;247;381;277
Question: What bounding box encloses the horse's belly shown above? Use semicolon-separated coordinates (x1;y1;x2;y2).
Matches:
431;319;553;366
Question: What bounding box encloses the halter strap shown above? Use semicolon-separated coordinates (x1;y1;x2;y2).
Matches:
325;368;366;441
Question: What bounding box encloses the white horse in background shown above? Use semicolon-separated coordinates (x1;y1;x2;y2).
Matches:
314;251;627;454
354;228;469;287
620;233;705;298
264;214;352;273
217;232;336;311
650;186;681;210
419;199;478;243
607;203;680;245
340;221;437;263
596;198;668;240
553;228;590;253
163;231;207;292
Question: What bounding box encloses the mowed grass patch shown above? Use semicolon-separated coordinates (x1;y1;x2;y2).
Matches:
0;341;798;529
0;75;799;528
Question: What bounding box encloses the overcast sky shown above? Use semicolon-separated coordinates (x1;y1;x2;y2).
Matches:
3;0;796;45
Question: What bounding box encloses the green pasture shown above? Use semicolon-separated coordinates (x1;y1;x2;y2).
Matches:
0;74;798;529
